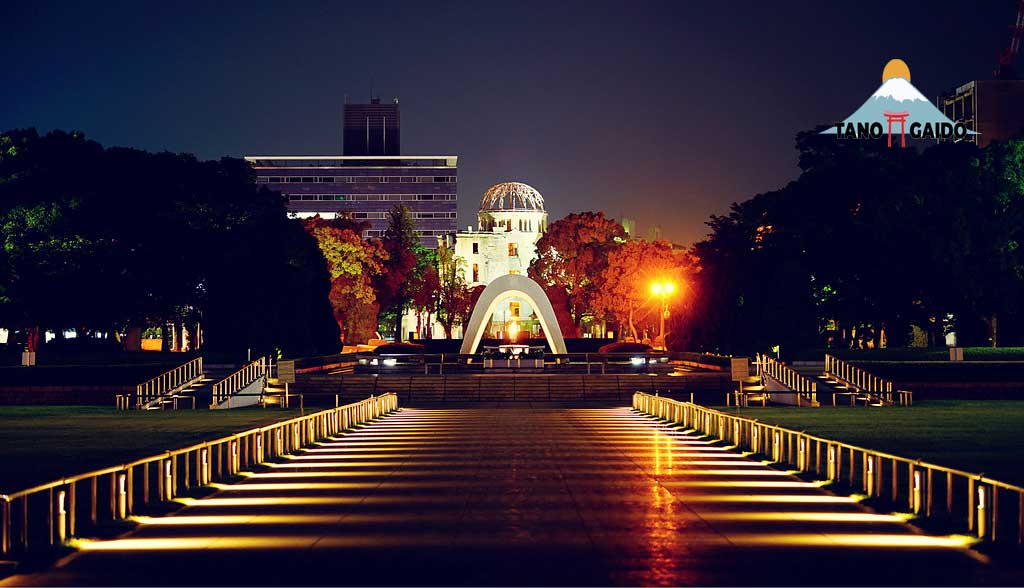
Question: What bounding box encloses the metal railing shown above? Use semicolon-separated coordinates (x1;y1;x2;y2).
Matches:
0;393;397;557
356;352;675;375
134;357;204;408
756;353;818;406
633;392;1023;545
824;353;912;406
212;357;267;407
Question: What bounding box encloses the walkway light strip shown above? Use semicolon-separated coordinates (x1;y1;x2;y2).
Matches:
632;391;1024;548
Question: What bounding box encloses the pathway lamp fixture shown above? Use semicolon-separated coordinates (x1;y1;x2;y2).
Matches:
650;281;676;350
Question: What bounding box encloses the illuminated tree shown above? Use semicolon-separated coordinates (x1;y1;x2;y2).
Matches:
593;239;694;341
305;216;387;344
529;211;626;336
434;242;473;339
377;205;431;341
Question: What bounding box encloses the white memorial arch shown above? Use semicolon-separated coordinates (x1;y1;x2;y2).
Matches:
459;274;568;355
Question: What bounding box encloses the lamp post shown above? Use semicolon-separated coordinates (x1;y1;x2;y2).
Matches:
650;281;675;351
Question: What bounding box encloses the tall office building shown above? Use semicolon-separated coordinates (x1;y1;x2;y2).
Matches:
248;97;456;248
343;98;400;156
937;80;1024;147
245;156;457;248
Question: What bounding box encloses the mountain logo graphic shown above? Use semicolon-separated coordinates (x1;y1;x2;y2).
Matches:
821;59;976;147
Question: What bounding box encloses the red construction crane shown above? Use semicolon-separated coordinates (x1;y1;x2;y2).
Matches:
995;0;1024;79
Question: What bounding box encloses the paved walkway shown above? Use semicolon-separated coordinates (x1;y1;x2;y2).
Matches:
5;407;983;586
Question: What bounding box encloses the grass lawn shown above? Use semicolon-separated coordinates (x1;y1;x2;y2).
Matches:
0;406;300;494
726;400;1024;487
791;347;1024;362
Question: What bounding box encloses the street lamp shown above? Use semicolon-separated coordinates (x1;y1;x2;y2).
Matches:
650;281;676;350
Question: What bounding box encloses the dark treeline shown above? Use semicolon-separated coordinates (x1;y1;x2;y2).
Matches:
0;129;340;357
682;130;1024;355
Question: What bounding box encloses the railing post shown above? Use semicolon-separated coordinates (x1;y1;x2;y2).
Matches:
827;444;836;480
977;483;988;539
1018;491;1024;545
164;458;174;500
116;473;127;519
2;496;11;555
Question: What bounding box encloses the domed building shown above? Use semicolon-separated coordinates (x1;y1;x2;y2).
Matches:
403;181;549;340
460;182;548;284
451;182;548;338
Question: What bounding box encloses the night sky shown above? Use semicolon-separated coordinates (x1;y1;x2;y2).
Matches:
2;1;1016;245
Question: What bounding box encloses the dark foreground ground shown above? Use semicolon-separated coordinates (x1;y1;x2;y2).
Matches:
2;405;1001;586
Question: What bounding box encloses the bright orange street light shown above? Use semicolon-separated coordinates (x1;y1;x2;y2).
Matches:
650;280;676;350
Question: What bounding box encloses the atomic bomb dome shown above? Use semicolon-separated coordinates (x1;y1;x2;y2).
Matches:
480;182;545;212
429;179;550;340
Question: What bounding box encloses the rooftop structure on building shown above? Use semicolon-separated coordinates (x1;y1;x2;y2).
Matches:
343;97;400;156
247;96;456;248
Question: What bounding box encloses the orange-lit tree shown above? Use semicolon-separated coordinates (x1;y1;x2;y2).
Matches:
593;239;694;342
529;211;626;337
305;216;387;345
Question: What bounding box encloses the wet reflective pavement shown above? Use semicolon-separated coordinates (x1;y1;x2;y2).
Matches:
4;407;985;586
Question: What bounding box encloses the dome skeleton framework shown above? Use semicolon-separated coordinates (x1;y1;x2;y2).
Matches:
480;182;545;212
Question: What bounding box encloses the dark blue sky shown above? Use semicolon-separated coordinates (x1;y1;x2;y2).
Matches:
2;1;1016;244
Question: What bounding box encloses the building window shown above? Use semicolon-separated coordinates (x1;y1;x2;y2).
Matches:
509;302;521;317
508;243;518;257
472;242;479;254
472;263;479;282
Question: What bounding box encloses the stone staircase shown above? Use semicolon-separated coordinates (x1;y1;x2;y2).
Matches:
793;362;880;406
260;375;291;407
145;364;237;410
